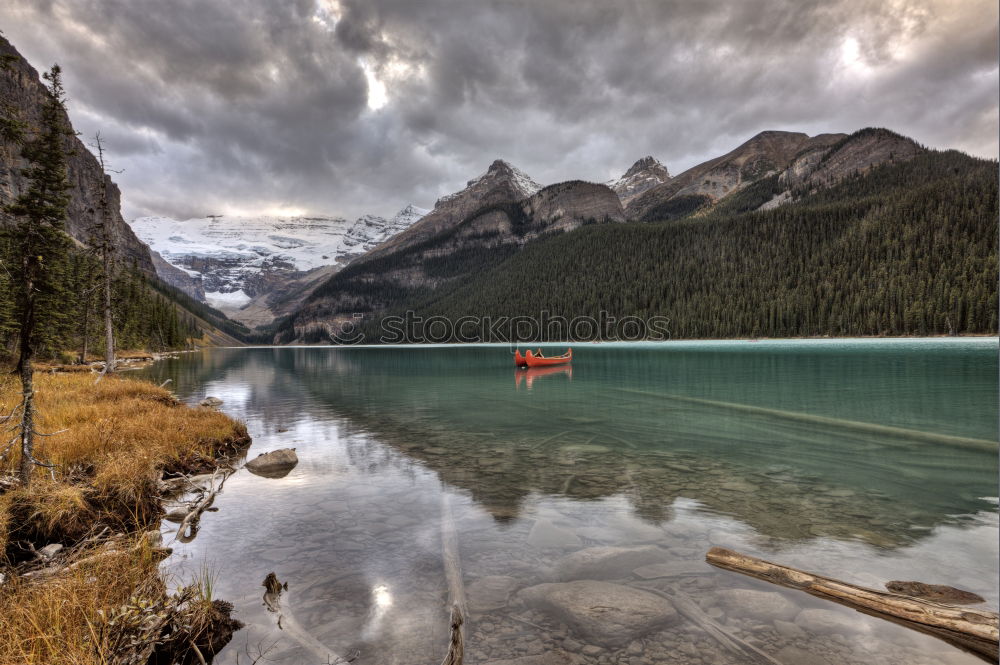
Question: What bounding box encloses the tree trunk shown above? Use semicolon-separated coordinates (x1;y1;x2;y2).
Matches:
17;257;36;488
94;136;116;376
706;547;999;662
80;297;90;364
103;249;114;374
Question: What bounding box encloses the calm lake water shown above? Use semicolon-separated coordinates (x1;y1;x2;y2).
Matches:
138;339;999;665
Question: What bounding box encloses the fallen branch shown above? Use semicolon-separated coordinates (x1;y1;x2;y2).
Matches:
439;492;466;665
706;547;999;662
175;469;228;543
261;572;352;664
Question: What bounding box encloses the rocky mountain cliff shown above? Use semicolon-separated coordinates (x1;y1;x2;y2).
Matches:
131;205;427;324
0;35;154;272
625;129;923;222
607;156;671;206
365;160;542;260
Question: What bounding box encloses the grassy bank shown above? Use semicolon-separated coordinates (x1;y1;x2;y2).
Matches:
0;373;250;665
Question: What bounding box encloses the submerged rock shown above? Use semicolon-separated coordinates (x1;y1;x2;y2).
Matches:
527;519;582;549
773;618;807;639
245;448;299;478
795;608;867;635
200;396;223;408
468;575;520;614
518;580;678;647
632;561;709;579
885;580;985;604
774;646;833;665
714;588;800;622
556;545;664;581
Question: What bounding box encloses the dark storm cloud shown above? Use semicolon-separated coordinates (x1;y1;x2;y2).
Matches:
1;0;996;220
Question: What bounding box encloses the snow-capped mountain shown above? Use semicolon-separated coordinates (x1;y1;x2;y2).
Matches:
607;156;671;206
129;206;427;311
437;159;543;205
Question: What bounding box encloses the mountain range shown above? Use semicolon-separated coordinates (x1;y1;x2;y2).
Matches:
279;125;996;343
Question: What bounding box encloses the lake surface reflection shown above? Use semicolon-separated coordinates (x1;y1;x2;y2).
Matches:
138;340;998;665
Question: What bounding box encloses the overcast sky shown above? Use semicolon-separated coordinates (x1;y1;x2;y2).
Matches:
2;0;997;221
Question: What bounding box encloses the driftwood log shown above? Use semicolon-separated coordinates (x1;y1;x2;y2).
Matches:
706;547;999;662
439;493;466;665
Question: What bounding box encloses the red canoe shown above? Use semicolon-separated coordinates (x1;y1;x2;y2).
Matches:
524;348;572;367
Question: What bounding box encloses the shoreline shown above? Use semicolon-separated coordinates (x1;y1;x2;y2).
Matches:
0;373;251;665
225;335;998;351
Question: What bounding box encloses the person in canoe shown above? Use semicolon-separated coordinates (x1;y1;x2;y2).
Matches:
524;348;572;367
514;349;547;367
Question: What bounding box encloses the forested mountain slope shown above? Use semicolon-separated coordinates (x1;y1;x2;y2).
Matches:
403;149;998;339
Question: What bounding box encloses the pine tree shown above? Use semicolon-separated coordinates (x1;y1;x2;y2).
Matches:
2;64;74;486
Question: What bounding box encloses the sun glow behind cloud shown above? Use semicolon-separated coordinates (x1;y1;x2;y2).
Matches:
360;58;388;111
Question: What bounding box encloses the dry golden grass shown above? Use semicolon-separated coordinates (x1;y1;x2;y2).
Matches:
0;373;248;665
0;541;162;664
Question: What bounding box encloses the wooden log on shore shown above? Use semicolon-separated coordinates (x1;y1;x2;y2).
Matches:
706;547;999;662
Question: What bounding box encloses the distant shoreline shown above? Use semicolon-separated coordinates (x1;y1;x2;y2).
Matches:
219;335;999;350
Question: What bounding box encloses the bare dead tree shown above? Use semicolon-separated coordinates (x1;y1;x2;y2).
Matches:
89;132;122;383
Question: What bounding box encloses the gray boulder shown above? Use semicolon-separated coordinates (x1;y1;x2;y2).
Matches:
199;396;223;408
556;545;664;581
518;580;677;647
245;448;299;478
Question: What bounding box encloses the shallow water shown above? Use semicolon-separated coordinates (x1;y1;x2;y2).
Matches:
138;339;999;665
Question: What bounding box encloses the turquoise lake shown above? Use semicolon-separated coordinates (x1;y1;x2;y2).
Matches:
138;339;999;665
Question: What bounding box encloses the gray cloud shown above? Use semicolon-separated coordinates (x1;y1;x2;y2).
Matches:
1;0;996;220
